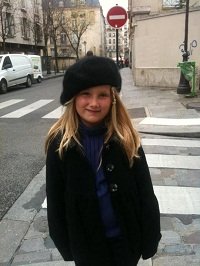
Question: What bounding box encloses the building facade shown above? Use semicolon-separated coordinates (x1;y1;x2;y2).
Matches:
128;0;200;88
47;0;105;66
0;0;44;55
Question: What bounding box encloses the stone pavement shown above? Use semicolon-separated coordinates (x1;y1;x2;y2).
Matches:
0;67;200;266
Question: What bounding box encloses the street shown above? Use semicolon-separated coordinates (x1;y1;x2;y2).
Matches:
0;77;63;219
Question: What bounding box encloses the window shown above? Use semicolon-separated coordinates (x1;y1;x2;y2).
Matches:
50;36;54;44
51;48;55;57
71;0;75;5
79;0;86;5
5;13;15;37
2;56;12;69
60;33;67;44
21;0;26;8
35;23;42;42
80;19;86;27
71;33;78;45
21;17;30;39
59;1;64;7
3;0;11;6
60;49;67;55
71;19;76;28
62;15;65;24
34;6;39;15
79;12;85;18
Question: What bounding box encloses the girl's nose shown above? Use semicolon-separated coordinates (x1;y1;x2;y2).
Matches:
90;96;99;107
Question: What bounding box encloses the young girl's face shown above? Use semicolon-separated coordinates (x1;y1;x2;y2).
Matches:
75;85;112;127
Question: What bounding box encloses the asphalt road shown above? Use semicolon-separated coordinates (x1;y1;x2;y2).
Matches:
0;77;63;220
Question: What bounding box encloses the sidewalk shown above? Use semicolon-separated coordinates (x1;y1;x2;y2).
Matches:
120;68;200;137
42;71;65;80
0;67;200;266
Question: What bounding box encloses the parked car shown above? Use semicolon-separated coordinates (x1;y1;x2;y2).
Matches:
27;55;43;83
0;54;33;94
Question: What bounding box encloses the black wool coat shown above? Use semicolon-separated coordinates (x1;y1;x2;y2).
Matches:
46;135;162;266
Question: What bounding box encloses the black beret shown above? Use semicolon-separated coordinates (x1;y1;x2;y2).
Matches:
60;56;121;105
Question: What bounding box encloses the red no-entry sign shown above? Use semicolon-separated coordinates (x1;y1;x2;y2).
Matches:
107;5;128;29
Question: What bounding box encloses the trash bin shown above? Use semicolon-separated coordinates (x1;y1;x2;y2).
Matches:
177;61;197;97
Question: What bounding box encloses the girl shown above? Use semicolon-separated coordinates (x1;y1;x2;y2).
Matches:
45;56;161;266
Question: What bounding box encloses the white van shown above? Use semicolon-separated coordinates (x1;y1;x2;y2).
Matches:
0;54;33;93
27;55;43;83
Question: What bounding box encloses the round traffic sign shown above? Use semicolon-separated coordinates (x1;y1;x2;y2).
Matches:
107;5;128;29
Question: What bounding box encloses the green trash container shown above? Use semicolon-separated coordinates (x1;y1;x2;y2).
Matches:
177;61;197;97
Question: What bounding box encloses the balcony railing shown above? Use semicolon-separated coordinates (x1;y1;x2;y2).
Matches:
163;0;186;8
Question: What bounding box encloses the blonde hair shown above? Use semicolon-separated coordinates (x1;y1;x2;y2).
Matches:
45;88;141;166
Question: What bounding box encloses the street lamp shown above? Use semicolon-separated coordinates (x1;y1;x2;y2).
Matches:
177;0;191;94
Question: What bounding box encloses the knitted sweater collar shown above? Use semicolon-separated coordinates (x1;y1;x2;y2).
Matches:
79;121;107;137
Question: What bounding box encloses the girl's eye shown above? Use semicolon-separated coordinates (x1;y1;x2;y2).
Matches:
99;93;110;98
80;91;90;96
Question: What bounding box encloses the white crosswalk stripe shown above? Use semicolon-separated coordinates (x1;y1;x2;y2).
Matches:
1;99;54;118
0;99;25;110
142;138;200;147
154;186;200;215
146;154;200;170
140;117;200;126
42;106;63;119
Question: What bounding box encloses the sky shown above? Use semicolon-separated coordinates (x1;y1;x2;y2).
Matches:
99;0;128;17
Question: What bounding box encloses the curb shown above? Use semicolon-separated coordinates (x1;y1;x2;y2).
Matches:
138;129;200;138
43;73;64;80
0;167;46;265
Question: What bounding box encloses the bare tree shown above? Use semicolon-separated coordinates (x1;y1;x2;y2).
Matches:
42;0;66;73
62;7;91;59
0;0;16;53
42;0;50;57
26;1;43;54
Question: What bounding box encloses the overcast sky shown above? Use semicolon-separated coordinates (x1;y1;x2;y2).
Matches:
99;0;128;16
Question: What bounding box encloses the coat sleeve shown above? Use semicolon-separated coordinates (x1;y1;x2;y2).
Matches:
46;137;73;261
133;146;162;260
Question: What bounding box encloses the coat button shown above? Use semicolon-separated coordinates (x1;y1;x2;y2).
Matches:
110;183;118;192
105;144;110;150
106;164;114;172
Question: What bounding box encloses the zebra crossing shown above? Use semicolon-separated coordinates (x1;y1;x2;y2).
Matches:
42;137;200;216
0;98;62;119
142;138;200;215
1;99;200;215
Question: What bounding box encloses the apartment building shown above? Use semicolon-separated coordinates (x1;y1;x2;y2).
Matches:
47;0;105;64
0;0;44;55
128;0;200;87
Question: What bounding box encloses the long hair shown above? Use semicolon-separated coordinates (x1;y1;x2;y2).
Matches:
45;88;141;165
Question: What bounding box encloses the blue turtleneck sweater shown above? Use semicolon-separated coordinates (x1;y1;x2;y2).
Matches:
79;123;121;238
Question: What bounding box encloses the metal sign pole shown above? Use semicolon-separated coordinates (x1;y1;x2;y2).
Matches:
116;29;119;67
